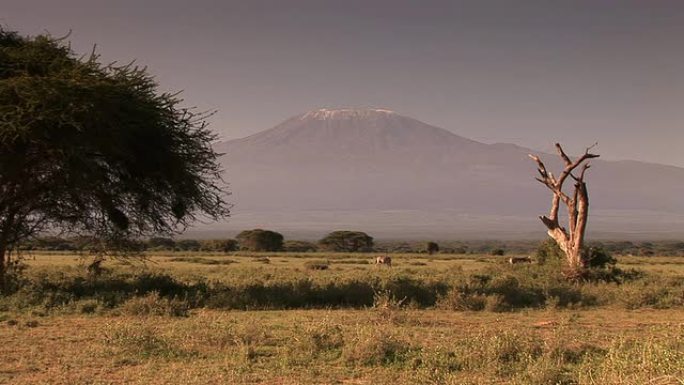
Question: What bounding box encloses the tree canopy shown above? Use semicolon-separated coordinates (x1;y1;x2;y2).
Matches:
318;231;374;252
426;241;439;255
0;29;229;288
236;229;284;252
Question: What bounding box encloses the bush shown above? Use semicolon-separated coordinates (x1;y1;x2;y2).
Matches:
536;240;616;270
535;239;564;265
583;246;616;268
426;241;439;255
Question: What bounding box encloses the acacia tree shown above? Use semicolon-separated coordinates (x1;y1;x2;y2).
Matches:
528;143;599;279
236;229;284;251
318;231;373;252
0;29;229;289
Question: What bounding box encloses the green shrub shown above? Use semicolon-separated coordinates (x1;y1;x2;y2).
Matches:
583;246;616;268
535;239;564;265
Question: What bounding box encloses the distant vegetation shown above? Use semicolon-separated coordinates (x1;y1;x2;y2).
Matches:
425;241;439;255
15;236;684;256
1;250;680;313
318;231;374;252
283;240;318;252
236;229;284;251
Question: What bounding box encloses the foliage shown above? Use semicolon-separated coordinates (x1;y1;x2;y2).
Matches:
236;229;283;251
582;246;616;268
283;240;318;252
0;29;229;289
536;239;616;269
535;239;564;265
1;252;667;313
17;236;684;257
425;241;439;255
199;239;238;253
318;231;374;252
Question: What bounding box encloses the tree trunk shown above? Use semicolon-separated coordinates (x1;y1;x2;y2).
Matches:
529;144;599;280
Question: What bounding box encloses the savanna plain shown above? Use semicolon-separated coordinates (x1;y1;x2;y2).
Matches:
1;251;684;385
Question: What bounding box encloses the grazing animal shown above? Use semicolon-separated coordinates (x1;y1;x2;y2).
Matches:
508;256;532;264
376;255;392;267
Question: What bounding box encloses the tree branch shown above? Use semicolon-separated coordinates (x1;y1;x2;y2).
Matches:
529;143;599;278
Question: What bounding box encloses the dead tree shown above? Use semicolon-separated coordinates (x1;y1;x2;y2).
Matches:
528;143;599;279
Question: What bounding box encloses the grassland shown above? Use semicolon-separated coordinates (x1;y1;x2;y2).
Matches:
1;252;684;384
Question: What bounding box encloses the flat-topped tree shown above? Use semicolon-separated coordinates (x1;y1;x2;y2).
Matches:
528;143;599;279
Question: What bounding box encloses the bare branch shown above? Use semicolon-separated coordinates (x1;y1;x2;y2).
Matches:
555;143;572;166
556;146;599;189
529;143;600;279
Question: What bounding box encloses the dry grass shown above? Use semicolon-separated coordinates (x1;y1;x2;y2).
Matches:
1;251;683;384
1;308;683;384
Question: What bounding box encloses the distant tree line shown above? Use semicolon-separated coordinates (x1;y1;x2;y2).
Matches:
16;230;378;253
15;234;684;256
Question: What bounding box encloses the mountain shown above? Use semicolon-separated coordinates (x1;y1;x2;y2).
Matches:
206;108;684;239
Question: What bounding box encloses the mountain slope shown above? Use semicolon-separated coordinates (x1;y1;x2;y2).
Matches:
208;108;684;239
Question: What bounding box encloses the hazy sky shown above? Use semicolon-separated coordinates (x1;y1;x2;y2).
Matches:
3;1;683;166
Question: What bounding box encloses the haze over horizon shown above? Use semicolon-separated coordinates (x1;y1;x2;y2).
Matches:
204;107;684;240
3;0;683;167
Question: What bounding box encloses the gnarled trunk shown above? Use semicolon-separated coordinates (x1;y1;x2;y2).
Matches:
529;143;599;279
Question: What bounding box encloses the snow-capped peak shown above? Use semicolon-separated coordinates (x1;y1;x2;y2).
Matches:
300;108;396;120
